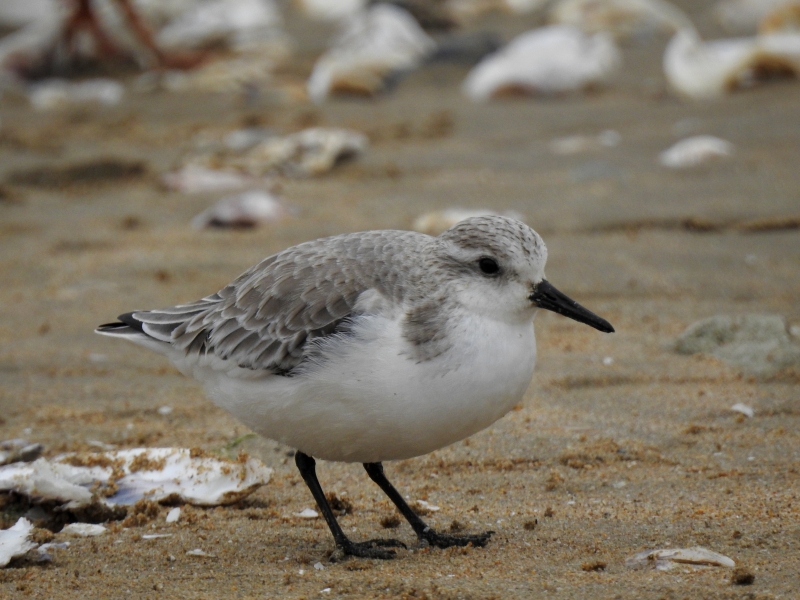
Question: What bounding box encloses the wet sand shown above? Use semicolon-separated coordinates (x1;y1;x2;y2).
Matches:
1;2;799;598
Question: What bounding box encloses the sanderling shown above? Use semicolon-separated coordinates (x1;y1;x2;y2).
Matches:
97;215;613;559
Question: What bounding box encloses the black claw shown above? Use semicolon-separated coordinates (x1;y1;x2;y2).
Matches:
335;539;405;560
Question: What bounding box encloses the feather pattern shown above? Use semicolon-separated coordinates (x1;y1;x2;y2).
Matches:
127;230;431;374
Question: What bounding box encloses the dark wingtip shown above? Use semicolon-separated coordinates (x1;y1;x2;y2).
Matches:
116;312;145;333
96;312;145;334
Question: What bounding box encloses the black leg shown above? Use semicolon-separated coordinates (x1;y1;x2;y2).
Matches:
363;462;494;549
294;451;406;559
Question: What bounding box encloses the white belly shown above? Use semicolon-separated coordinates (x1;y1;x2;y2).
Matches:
190;313;537;463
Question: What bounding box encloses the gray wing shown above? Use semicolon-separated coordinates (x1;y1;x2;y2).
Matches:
125;230;425;373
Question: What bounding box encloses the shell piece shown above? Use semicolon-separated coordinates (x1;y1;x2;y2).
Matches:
61;523;107;537
412;208;524;236
166;507;182;523
155;0;283;51
462;25;621;101
548;0;691;39
0;518;37;568
626;546;736;570
232;127;369;177
294;508;320;519
27;78;125;111
0;448;273;508
191;190;289;229
659;135;734;168
664;27;800;100
307;4;436;102
731;403;755;417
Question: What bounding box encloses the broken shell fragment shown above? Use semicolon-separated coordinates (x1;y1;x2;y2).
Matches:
664;27;800;100
463;25;621;100
294;508;320;519
307;4;436;102
61;523;107;537
0;518;37;568
191;190;288;229
0;448;272;509
231;127;369;177
659;135;734;168
730;403;755;418
626;546;735;570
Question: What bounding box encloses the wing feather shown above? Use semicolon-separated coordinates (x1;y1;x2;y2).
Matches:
121;229;427;373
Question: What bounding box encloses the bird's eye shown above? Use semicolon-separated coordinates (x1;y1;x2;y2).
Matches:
478;257;500;275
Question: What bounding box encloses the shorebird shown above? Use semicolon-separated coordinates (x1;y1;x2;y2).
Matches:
97;215;614;558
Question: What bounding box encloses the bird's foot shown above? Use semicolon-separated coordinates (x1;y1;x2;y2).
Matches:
419;527;494;549
332;537;407;561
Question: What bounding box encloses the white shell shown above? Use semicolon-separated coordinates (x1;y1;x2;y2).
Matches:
233;127;369;177
294;508;320;519
730;402;755;417
191;190;288;229
61;523;107;537
626;546;735;570
307;4;436;102
0;518;37;568
0;448;272;508
27;79;124;111
166;507;182;523
664;27;800;100
463;25;621;101
659;135;734;168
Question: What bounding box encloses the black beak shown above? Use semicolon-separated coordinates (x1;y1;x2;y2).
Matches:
529;280;615;333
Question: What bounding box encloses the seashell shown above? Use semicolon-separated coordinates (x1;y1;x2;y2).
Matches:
234;127;369;177
658;135;734;168
626;546;735;570
61;523;107;537
191;190;289;229
27;78;124;110
462;25;621;101
307;4;436;102
664;27;800;99
0;518;37;567
0;448;272;508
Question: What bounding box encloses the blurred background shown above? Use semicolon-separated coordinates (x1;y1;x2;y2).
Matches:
1;0;799;596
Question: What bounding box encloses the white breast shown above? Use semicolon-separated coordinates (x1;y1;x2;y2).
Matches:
192;311;537;463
